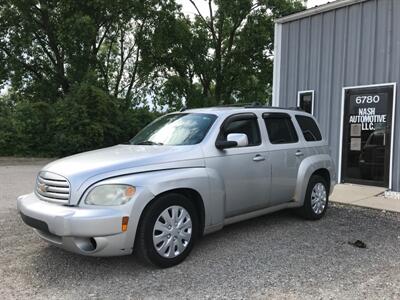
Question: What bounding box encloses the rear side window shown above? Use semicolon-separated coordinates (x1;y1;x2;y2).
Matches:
223;117;261;146
295;115;322;141
263;114;298;144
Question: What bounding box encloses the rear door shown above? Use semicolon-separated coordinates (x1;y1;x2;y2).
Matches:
263;112;304;205
294;115;324;159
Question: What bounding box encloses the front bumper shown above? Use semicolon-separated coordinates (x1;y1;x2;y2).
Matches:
17;193;134;256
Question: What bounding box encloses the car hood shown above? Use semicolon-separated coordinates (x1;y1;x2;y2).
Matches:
41;144;205;204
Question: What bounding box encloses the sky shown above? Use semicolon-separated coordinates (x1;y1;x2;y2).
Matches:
177;0;214;16
306;0;333;8
177;0;334;16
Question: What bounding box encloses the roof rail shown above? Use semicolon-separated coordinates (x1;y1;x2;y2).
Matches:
214;101;266;108
288;106;304;111
243;102;264;108
216;102;257;107
205;102;304;111
243;104;304;111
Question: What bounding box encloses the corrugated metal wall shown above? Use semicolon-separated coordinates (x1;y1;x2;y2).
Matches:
277;0;400;191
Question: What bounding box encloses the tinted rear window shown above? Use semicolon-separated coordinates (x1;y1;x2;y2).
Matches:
295;115;322;141
264;115;298;144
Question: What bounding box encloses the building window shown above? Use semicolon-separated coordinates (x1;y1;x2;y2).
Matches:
297;90;314;114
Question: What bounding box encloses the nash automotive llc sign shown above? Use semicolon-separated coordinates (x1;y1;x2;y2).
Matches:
349;107;387;130
347;93;388;151
348;96;387;130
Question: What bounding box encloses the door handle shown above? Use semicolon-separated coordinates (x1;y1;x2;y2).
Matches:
295;150;304;157
253;154;265;161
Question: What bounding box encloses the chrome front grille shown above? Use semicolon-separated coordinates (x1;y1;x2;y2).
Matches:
35;172;70;204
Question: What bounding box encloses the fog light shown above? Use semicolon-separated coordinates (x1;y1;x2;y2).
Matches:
122;216;129;232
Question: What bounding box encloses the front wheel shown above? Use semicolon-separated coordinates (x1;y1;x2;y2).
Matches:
299;175;329;220
135;193;199;268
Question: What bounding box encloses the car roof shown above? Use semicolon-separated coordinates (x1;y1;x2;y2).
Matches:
184;106;313;118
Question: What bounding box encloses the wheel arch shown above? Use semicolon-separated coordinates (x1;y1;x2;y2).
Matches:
137;188;206;238
294;154;335;205
311;168;331;194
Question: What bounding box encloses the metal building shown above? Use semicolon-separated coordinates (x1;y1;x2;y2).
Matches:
273;0;400;191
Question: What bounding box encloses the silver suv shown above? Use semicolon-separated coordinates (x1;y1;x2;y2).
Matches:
17;106;336;267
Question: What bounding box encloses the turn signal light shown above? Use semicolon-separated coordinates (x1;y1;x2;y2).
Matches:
122;216;129;232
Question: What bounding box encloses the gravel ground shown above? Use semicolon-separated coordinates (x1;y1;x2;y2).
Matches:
1;161;400;299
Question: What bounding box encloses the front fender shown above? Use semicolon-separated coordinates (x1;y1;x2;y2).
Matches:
82;167;224;240
294;154;336;205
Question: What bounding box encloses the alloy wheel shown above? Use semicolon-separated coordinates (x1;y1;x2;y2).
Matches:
311;182;327;215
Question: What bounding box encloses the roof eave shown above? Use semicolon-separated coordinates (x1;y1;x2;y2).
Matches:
275;0;368;24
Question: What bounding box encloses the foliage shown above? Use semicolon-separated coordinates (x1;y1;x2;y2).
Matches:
0;0;304;157
0;0;181;104
150;0;304;109
0;83;158;156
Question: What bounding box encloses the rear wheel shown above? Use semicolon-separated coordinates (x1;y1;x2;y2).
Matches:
299;175;329;220
135;193;199;268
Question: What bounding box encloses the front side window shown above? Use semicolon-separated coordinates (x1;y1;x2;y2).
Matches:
220;115;261;146
130;113;217;145
295;115;322;141
264;114;298;144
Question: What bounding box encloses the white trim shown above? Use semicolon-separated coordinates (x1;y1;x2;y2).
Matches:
338;87;346;184
275;0;367;24
297;90;315;115
272;23;282;107
390;83;397;190
338;82;397;189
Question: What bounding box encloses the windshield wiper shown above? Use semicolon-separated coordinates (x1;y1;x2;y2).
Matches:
136;141;163;145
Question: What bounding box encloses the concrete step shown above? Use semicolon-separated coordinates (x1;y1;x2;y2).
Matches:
331;183;400;213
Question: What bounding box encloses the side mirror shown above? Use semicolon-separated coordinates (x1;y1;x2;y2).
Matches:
227;133;248;147
216;133;249;149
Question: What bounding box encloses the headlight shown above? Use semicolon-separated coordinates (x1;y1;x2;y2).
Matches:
85;185;136;206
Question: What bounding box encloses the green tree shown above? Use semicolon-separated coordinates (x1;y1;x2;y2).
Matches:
0;0;179;106
0;0;305;156
160;0;305;106
0;0;174;156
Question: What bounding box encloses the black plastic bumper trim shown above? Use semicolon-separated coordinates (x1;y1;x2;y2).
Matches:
20;212;50;234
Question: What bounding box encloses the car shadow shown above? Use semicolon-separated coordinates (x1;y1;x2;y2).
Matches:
9;203;400;299
29;209;297;284
28;204;393;294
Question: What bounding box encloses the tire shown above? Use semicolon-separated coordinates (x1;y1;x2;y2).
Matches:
299;175;329;220
134;193;199;268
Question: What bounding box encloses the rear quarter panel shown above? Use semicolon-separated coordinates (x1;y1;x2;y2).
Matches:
294;146;336;205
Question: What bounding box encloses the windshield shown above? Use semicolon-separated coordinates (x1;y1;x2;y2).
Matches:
130;113;217;146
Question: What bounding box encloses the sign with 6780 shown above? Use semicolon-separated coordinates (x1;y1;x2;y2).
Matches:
355;95;380;104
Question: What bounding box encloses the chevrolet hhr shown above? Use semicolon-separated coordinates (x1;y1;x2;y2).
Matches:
17;106;336;267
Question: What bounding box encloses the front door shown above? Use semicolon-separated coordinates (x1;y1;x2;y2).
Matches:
212;147;270;217
205;113;271;218
341;85;394;187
